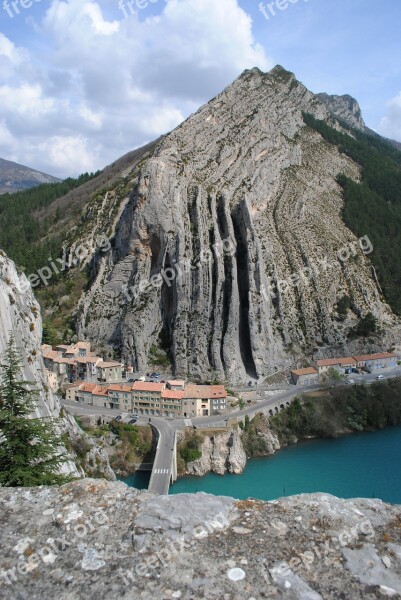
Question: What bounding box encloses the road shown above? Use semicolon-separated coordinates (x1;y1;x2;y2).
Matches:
147;418;177;495
62;366;401;494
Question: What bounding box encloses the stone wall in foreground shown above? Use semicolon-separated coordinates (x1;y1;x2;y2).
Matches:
1;479;400;599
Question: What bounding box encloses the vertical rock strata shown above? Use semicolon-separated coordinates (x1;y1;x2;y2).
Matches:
78;66;395;383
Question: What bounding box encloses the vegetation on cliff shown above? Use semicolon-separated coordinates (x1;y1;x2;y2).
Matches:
177;430;203;474
241;413;275;457
0;337;71;486
269;378;401;446
303;112;401;315
74;417;154;477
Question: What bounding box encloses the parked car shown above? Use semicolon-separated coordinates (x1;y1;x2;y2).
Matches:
128;418;137;424
346;379;355;385
114;415;122;422
376;375;384;380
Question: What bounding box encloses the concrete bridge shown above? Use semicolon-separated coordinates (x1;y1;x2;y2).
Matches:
147;421;178;495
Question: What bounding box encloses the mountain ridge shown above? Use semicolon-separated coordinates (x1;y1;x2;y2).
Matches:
0;157;61;194
73;65;399;383
0;65;400;384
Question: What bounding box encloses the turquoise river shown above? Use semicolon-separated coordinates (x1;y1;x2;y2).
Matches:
122;424;401;504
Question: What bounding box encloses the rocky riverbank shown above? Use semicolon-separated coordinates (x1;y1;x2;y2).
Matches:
179;378;401;478
178;417;281;477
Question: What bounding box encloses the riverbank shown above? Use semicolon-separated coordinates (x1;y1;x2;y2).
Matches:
176;378;401;478
170;423;401;503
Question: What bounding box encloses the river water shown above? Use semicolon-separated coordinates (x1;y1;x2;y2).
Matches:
123;424;401;504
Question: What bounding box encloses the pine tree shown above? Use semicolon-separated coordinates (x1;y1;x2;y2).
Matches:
0;336;72;487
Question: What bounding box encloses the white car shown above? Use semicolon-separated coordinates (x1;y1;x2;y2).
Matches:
376;375;384;380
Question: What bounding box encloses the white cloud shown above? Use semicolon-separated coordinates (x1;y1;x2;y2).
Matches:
0;0;271;177
379;92;401;142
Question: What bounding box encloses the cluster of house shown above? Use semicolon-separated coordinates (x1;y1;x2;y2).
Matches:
41;342;124;389
291;352;399;386
41;341;227;418
65;380;227;419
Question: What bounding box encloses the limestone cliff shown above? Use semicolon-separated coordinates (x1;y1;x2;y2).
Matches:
181;418;282;477
185;429;247;476
0;251;115;481
1;479;400;599
76;65;397;384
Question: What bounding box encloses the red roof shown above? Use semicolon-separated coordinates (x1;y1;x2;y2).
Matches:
42;350;61;360
183;385;227;399
162;389;185;400
291;368;318;376
132;382;165;392
108;384;132;393
316;357;356;367
79;384;98;393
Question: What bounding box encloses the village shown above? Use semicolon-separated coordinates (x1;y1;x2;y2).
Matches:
291;352;400;385
41;342;400;419
41;342;227;419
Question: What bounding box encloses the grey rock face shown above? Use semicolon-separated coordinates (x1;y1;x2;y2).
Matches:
185;429;247;476
1;480;401;599
316;92;367;131
0;251;114;480
78;66;396;384
0;251;60;418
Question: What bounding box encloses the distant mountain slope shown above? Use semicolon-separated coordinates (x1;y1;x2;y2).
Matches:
0;157;61;194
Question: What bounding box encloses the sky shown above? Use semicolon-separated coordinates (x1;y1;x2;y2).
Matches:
0;0;400;178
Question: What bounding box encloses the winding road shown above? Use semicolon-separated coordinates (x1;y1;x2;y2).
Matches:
62;366;401;495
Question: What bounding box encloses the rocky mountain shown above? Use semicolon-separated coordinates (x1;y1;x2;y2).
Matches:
0;157;60;194
315;92;367;131
1;478;400;599
0;250;115;480
73;65;398;384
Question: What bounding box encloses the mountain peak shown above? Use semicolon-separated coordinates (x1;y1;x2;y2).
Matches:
316;92;366;131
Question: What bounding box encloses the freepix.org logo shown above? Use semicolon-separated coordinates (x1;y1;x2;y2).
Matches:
3;0;43;19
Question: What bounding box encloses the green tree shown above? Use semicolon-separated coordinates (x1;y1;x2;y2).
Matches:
336;295;351;321
0;337;72;487
354;312;378;337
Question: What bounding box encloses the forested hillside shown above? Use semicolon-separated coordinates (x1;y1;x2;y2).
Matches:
303;113;401;315
0;173;99;274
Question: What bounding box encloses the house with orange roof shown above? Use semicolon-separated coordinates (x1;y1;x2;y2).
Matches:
315;357;357;376
353;352;398;371
181;384;227;417
96;360;122;383
290;367;319;386
75;356;102;382
131;381;166;416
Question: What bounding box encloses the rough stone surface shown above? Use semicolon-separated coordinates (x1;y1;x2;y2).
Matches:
1;479;401;599
76;65;398;384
